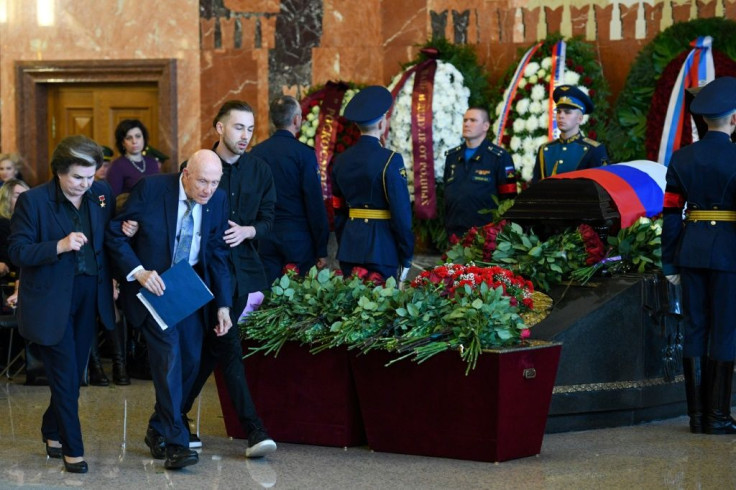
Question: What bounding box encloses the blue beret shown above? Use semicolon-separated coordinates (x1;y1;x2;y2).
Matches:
553;85;594;115
343;85;393;125
690;76;736;118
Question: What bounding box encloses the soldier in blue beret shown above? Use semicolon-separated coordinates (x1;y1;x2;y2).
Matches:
331;85;414;282
444;107;517;240
532;84;609;182
662;76;736;435
250;95;330;283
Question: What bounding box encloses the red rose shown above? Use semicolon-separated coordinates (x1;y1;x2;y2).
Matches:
520;328;531;339
449;234;460;245
366;271;385;285
334;269;343;276
282;263;300;275
351;266;369;279
588;130;597;140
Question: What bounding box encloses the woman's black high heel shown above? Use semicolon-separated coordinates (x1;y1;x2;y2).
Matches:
63;458;88;474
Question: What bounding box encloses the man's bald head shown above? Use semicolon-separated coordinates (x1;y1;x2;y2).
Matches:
182;149;223;204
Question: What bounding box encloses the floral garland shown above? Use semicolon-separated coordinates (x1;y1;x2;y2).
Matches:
490;34;611;182
609;18;736;162
645;50;736;161
298;83;362;151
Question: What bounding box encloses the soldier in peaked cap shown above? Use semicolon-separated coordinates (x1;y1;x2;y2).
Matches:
532;84;609;182
444;107;517;240
662;76;736;435
331;85;414;282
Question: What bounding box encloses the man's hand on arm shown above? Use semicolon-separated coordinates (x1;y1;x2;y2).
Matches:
223;220;256;247
214;307;232;336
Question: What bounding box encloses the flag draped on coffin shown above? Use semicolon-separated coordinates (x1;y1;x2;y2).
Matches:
549;161;665;228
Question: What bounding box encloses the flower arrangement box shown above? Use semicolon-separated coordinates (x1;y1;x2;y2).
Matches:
350;340;561;462
214;341;365;447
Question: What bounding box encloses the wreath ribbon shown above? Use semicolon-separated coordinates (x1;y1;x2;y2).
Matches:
657;36;714;166
548;40;567;140
495;42;543;146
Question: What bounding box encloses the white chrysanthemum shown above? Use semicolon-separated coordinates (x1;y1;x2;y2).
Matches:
513;118;526;133
538;114;549;129
524;62;540;77
509;136;521;151
385;60;469;199
515;98;530;115
520;163;534;182
522;136;537;154
525;117;539;132
578;85;590;95
541;57;552;70
564;71;580;85
581;114;589;126
528;100;543;115
530;84;546;101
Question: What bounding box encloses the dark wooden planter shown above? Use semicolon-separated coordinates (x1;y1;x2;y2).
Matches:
350;341;562;462
215;341;365;447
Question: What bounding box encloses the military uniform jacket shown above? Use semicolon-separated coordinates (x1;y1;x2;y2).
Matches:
331;135;414;268
662;131;736;275
250;129;329;258
533;132;609;182
443;139;514;236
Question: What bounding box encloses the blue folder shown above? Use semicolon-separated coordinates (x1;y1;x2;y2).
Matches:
136;261;214;330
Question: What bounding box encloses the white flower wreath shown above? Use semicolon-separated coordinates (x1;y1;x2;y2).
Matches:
386;60;470;199
298;88;360;147
493;57;591;182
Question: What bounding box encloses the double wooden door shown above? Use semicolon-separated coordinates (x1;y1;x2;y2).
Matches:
47;83;159;157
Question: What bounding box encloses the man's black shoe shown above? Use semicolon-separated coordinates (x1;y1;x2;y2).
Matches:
245;428;277;458
144;427;166;460
164;445;198;469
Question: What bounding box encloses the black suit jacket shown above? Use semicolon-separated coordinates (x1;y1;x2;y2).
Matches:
9;179;116;345
105;173;232;327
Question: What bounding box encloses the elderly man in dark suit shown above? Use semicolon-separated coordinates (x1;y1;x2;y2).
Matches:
9;135;116;474
106;149;232;469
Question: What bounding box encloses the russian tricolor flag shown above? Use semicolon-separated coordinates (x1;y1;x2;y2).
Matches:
549;161;665;228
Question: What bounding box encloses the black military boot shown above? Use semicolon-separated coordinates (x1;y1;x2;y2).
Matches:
110;321;130;386
703;359;736;434
87;341;109;387
683;357;704;433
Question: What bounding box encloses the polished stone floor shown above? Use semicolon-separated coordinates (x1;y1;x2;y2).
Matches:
1;368;736;490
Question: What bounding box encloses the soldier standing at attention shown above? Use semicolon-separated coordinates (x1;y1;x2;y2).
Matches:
662;76;736;435
443;107;517;240
532;85;609;182
331;86;414;282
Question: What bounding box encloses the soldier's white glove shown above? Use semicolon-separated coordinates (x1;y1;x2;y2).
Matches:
665;274;681;285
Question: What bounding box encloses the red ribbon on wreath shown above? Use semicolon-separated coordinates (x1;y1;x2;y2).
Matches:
386;47;440;220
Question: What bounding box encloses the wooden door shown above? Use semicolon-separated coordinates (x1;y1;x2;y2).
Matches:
47;83;159;158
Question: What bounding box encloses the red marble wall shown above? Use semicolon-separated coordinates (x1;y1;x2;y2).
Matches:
199;0;735;146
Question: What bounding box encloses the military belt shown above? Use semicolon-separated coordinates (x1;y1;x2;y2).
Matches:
686;210;736;222
349;208;391;220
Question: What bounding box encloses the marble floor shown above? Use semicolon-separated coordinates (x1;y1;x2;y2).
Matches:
1;367;735;490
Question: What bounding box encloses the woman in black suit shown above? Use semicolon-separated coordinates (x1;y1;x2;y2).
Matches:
8;136;116;473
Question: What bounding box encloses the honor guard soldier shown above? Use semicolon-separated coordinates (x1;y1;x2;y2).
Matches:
532;85;609;182
444;107;517;240
331;85;414;282
662;76;736;435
